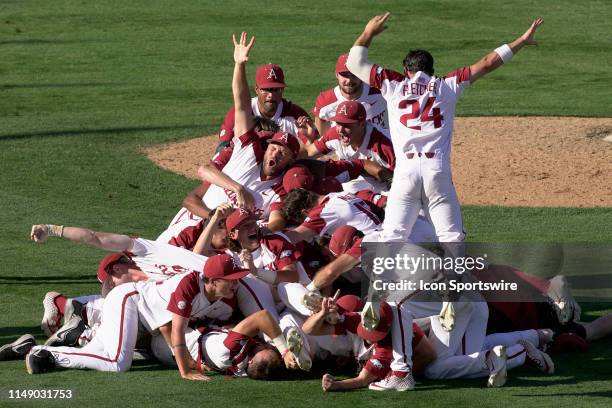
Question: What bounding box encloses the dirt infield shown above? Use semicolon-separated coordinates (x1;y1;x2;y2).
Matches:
144;117;612;208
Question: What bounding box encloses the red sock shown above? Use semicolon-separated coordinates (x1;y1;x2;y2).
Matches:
54;295;67;315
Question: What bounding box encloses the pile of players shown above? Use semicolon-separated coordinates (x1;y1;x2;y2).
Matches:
3;13;611;392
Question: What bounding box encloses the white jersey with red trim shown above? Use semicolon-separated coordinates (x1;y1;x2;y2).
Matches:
250;232;297;272
136;271;234;332
202;129;284;220
128;238;207;281
369;65;470;158
301;192;381;238
313;84;388;129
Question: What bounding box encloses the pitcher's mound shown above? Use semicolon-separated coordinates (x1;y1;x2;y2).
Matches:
145;116;612;208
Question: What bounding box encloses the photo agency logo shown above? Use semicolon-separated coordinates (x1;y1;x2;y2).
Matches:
360;242;612;304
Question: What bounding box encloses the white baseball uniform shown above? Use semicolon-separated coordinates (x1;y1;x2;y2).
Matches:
359;60;471;243
158;128;285;244
219;97;311;143
32;270;236;373
313;84;388;129
299;192;382;239
313;124;395;193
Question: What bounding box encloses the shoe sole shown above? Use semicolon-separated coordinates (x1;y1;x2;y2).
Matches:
487;346;507;388
44;317;85;347
0;334;36;361
368;381;413;391
25;352;35;374
41;292;62;337
286;328;312;371
521;340;555;374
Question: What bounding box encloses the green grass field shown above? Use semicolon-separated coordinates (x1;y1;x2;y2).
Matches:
1;0;611;406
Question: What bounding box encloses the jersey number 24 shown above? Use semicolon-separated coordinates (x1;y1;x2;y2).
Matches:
398;96;444;130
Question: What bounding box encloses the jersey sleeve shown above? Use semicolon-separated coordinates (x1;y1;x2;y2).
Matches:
363;338;393;379
313;128;336;155
223;330;253;359
300;201;327;235
443;66;471;97
324;159;363;182
218;107;236;143
167;272;201;317
268;234;297;270
210;145;234;170
129;238;154;257
369;64;405;98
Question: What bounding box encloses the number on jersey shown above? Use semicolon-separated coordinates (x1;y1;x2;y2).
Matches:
399;96;444;130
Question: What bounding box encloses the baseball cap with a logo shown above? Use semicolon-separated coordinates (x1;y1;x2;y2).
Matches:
357;302;393;343
268;131;300;158
203;254;250;280
329;100;366;124
225;208;255;232
255;64;286;89
335;53;349;74
283;165;315;193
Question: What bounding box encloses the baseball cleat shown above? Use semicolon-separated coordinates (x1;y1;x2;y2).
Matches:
63;298;85;322
302;291;323;313
361;301;380;331
286;327;312;371
486;345;508;388
44;316;86;347
25;348;55;374
368;370;415;391
439;301;456;332
0;334;37;361
519;340;555;374
41;291;63;337
547;275;581;324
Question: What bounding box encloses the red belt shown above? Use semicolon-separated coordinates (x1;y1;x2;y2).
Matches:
406;152;435;159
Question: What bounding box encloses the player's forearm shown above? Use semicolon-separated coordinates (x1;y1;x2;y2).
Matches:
362;159;392;181
60;226;133;252
192;217;218;255
197;164;242;194
301;312;329;335
233;62;254;137
182;183;211;219
314;117;330;138
331;370;376;390
266;210;286;231
354;29;375;48
171;317;193;376
312;255;360;290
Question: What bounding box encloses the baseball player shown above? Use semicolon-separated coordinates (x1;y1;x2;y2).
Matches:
158;33;301;243
217;59;316;146
281;188;382;245
150;310;300;379
305;100;395;193
346;13;544;246
313;53;388;136
25;253;247;379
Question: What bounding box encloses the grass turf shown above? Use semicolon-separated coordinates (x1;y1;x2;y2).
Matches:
1;0;611;406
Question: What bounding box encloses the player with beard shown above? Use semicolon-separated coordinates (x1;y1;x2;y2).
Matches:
313;54;388;136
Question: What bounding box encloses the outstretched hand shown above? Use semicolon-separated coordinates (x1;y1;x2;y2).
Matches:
364;12;390;37
520;18;543;46
233;32;255;64
30;224;49;243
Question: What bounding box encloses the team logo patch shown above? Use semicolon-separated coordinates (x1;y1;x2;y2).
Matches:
279;132;289;144
339;105;348;116
267;69;277;80
370;359;383;370
280;250;293;258
177;300;187;310
232;257;243;270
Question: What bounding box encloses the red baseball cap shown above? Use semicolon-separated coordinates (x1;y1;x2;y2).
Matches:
336;294;364;314
313;176;343;195
335;54;349;74
329;225;359;256
255;64;286;89
97;253;131;283
283;165;314;193
549;333;589;354
268;131;300;159
357;302;393;343
225;208;255;232
203;254;250;280
329;100;366;124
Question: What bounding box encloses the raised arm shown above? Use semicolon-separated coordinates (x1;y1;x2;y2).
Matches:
346;12;391;84
192;203;234;255
232;32;256;138
30;224;134;252
470;18;544;83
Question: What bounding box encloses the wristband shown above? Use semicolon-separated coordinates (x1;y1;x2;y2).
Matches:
172;343;187;349
494;44;514;64
271;335;289;356
47;224;64;238
256;268;277;285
